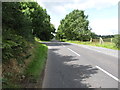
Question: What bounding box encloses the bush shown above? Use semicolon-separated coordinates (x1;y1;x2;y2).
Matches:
2;29;28;62
113;34;120;48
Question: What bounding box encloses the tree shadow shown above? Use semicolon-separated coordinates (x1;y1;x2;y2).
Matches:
44;49;99;88
41;41;71;46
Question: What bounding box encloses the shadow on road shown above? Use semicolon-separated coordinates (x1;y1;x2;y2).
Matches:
44;48;99;88
41;41;71;46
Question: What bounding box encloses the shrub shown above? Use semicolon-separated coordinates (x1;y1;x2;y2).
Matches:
2;29;28;62
113;34;120;48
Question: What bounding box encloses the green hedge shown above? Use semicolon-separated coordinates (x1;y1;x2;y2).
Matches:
113;34;120;49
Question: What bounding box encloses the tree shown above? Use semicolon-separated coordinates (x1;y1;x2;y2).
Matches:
21;2;55;41
2;2;55;62
2;2;56;88
56;9;94;41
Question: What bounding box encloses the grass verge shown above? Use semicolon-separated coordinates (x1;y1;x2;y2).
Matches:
25;42;48;81
34;37;51;42
66;40;119;50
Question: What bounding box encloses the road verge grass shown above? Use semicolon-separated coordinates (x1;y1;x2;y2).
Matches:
65;40;118;50
24;42;48;82
34;37;51;42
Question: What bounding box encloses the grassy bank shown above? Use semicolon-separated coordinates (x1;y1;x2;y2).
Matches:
3;42;48;88
25;42;48;81
65;40;118;50
34;37;51;42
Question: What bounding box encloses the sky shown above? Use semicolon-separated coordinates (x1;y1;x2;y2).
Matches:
36;0;119;35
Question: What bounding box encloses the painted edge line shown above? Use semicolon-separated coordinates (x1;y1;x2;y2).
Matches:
67;48;80;56
96;66;120;82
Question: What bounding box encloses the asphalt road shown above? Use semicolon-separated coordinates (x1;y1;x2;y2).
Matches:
42;41;119;88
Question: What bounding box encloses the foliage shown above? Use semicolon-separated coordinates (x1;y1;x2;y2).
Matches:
2;2;55;62
2;2;54;88
113;34;120;49
56;10;96;41
96;35;114;39
3;2;55;41
20;2;56;41
2;29;28;62
2;2;33;41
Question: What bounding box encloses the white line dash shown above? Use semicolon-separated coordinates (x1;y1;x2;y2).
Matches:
67;48;80;56
63;45;66;47
96;66;120;82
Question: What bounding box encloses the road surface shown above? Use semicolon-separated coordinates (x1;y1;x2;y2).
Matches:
42;41;119;88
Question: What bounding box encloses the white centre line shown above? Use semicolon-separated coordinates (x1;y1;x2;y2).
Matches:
96;66;120;82
67;48;80;56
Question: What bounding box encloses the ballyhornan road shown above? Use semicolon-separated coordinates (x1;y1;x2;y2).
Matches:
42;41;119;88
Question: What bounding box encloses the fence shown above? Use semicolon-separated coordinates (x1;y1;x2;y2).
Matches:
91;38;113;43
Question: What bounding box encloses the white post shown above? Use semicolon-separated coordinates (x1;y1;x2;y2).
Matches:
90;38;92;42
99;37;104;44
111;38;113;43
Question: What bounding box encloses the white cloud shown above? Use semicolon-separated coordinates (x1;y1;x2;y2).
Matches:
44;5;68;29
48;5;67;16
90;18;118;35
37;0;119;13
50;19;60;29
64;0;119;10
38;0;119;9
35;0;46;8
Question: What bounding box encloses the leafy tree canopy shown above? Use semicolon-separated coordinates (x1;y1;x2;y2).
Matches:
2;2;56;62
56;9;96;41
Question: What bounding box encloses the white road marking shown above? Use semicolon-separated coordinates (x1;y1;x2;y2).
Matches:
48;46;52;49
67;48;80;56
63;45;66;47
96;66;120;82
